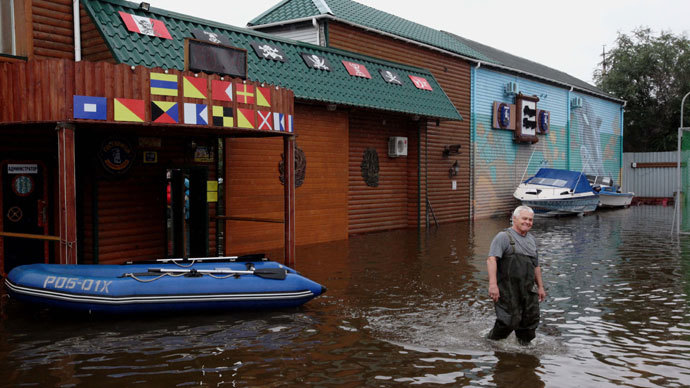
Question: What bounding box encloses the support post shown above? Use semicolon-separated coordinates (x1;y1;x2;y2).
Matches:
283;136;295;267
57;123;77;264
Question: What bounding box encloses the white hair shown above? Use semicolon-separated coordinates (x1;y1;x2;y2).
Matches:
513;205;534;218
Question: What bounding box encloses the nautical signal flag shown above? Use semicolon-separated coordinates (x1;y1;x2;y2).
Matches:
237;108;255;129
183;76;208;99
73;95;106;120
183;103;208;125
212;106;234;127
151;101;178;123
257;86;271;107
212;80;233;101
272;113;293;132
273;112;284;132
150;73;178;96
114;98;145;122
118;11;172;40
235;83;255;104
257;110;272;130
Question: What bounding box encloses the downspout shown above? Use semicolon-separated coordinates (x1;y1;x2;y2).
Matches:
567;86;573;170
73;0;81;61
470;62;480;220
417;120;422;229
619;102;625;186
312;18;319;46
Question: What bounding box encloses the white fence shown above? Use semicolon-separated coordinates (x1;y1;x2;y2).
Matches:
622;152;677;198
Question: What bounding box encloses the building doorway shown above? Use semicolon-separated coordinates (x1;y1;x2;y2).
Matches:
1;161;50;273
166;167;209;259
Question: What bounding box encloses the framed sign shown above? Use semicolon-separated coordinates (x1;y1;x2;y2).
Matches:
492;101;515;130
185;38;247;79
98;137;136;175
515;94;539;144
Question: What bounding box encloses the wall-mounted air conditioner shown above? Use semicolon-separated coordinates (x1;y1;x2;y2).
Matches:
571;96;583;108
388;136;408;157
505;81;519;96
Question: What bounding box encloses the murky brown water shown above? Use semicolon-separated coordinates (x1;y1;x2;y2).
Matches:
1;205;689;387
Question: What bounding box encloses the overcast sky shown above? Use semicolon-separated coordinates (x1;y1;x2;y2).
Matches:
157;0;690;85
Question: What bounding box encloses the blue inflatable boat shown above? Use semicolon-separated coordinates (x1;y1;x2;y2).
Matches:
4;256;326;314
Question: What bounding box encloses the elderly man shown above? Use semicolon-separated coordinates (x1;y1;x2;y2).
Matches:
487;205;546;345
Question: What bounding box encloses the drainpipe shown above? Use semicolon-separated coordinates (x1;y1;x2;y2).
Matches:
470;62;480;220
312;18;319;46
567;86;573;170
619;103;625;186
73;0;81;61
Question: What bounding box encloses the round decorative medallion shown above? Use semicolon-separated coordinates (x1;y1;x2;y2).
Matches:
98;137;135;175
361;148;379;187
279;145;306;188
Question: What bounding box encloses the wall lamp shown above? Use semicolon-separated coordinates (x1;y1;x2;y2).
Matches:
442;144;461;158
449;160;460;179
139;2;150;11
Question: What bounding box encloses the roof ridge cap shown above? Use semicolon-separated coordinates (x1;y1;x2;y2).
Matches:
312;0;333;15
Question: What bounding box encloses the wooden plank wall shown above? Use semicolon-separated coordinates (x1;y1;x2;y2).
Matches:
32;0;74;60
328;22;471;224
0;59;294;125
80;5;115;62
225;104;349;255
348;112;420;234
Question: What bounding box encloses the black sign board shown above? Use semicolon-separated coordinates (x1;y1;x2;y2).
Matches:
185;39;247;79
378;69;403;85
300;53;332;71
250;41;287;62
191;29;233;46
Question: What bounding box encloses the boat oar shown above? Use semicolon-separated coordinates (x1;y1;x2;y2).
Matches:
147;267;287;280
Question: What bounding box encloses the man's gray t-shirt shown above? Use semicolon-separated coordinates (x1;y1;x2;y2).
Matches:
489;228;539;267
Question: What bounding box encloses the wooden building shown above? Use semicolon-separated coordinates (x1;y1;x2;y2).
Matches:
248;0;625;219
0;0;461;273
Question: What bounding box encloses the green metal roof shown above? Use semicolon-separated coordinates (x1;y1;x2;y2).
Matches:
80;0;462;121
248;0;618;101
248;0;495;63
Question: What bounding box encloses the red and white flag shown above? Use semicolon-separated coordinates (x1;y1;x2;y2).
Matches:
119;11;172;40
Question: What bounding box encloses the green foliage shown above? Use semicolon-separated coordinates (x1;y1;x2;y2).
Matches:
594;27;690;151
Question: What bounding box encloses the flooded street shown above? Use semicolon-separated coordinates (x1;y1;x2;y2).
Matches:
1;205;689;387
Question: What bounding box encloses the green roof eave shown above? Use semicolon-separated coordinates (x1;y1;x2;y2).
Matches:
81;0;462;121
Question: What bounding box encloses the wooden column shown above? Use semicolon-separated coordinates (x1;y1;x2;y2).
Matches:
283;136;295;267
57;123;77;264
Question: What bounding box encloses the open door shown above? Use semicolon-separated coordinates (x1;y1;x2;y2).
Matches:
166;167;209;258
1;161;50;274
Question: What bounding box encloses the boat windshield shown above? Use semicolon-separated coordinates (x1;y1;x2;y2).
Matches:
528;177;568;187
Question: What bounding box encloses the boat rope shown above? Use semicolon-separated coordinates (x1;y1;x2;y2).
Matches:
122;272;187;282
169;260;197;268
207;273;238;279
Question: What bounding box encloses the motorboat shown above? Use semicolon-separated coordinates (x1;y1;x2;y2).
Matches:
513;168;599;216
587;175;634;208
4;256;326;314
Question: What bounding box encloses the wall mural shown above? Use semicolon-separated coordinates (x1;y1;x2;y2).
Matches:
571;98;605;177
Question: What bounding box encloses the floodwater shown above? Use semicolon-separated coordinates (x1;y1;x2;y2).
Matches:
1;205;689;387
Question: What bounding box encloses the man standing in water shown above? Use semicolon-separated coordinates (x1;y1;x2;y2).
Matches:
487;205;546;345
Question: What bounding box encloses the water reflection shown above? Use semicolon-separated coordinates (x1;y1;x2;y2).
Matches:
1;206;689;387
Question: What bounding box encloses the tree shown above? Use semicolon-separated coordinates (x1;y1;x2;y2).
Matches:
593;27;690;152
